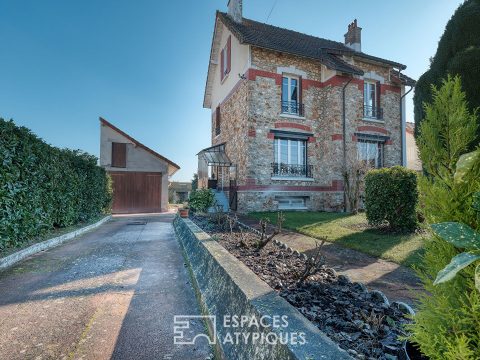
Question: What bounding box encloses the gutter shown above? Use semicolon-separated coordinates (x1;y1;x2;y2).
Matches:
399;71;414;167
342;77;353;212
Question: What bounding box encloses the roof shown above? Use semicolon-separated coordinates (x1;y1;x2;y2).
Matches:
99;117;180;175
169;182;192;192
390;70;416;87
197;142;232;166
218;12;407;72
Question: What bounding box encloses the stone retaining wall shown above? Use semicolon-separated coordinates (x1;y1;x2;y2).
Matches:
173;215;352;360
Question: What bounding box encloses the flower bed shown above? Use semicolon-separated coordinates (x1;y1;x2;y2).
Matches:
191;214;411;360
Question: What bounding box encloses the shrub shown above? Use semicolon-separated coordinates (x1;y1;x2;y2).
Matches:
188;189;214;212
364;166;418;231
408;76;480;359
0;119;112;251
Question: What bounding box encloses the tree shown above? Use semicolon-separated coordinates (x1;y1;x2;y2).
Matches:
414;0;480;144
417;75;478;226
408;76;480;359
191;173;198;191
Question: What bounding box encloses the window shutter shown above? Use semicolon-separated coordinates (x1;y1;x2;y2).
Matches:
298;76;303;116
376;81;381;118
111;142;127;168
220;49;225;81
227;35;232;74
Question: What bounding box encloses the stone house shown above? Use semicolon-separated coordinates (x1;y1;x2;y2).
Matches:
406;122;422;172
198;0;415;213
99;117;180;214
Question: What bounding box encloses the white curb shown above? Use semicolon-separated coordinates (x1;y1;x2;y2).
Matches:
0;215;112;271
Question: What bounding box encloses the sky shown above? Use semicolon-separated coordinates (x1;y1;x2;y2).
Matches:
0;0;464;181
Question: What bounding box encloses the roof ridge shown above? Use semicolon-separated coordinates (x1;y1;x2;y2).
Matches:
218;11;350;51
99;117;180;172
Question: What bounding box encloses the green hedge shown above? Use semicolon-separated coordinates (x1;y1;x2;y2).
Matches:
364;166;418;231
0;119;112;251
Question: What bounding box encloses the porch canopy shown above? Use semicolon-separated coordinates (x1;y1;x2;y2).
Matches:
197;142;232;166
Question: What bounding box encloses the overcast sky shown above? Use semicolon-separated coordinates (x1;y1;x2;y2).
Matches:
0;0;463;181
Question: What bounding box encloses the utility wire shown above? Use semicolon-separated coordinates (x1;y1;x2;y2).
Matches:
265;0;278;23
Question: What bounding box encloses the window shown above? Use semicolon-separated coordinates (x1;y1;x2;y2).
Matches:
363;81;382;119
281;76;301;115
277;196;308;210
111;142;127;168
220;36;231;81
273;138;311;177
357;139;383;168
215;106;221;136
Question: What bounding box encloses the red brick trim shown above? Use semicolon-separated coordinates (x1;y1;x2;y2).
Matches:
385;139;393;145
219;77;247;107
248;127;256;137
246;68;363;90
237;180;344;192
267;133;275;139
331;134;343;141
308;136;316;143
357;126;389;135
274;122;312;132
380;84;401;94
246;68;282;85
352;135;358;142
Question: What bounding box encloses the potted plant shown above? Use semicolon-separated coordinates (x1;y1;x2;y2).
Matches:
179;204;189;218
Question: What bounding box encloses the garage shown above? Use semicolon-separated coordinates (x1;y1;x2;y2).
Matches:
99;117;180;214
110;172;163;214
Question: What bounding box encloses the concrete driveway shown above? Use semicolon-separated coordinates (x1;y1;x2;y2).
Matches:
0;214;212;360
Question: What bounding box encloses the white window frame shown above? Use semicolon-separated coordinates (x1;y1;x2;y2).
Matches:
274;138;306;166
357;139;384;168
363;81;377;119
277;196;308;210
282;75;299;115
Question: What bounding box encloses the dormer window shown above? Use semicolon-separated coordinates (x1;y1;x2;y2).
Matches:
220;36;232;81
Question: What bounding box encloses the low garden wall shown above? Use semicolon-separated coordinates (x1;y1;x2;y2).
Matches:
173;215;351;360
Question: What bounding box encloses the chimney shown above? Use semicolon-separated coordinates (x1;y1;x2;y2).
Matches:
344;19;362;52
227;0;242;23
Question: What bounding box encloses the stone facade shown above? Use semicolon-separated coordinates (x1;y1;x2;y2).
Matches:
208;38;404;213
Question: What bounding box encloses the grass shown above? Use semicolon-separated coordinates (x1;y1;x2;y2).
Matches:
248;211;426;268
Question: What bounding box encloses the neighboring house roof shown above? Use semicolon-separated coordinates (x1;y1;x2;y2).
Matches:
406;122;415;134
99;117;180;175
169;182;192;192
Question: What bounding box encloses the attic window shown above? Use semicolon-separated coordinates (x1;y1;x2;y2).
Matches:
220;35;232;81
111;142;127;168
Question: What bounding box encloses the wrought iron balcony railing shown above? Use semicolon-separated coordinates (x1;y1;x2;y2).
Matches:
281;101;304;117
363;105;383;120
271;163;313;178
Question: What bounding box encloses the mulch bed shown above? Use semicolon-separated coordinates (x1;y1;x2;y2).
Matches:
190;214;411;360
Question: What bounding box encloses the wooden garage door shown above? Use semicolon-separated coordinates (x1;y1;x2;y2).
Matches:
109;172;162;214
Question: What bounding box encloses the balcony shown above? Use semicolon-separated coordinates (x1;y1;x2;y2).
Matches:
281;101;304;117
271;163;313;179
363;105;383;120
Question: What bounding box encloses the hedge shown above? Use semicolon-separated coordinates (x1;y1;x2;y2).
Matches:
0;119;112;251
364;166;418;231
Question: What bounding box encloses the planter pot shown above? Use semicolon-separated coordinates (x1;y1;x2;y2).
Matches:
399;340;429;360
179;209;189;218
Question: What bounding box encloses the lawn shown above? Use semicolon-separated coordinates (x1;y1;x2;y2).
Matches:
248;211;426;268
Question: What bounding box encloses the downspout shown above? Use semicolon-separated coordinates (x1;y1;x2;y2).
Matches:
342;77;353;212
399;71;413;166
